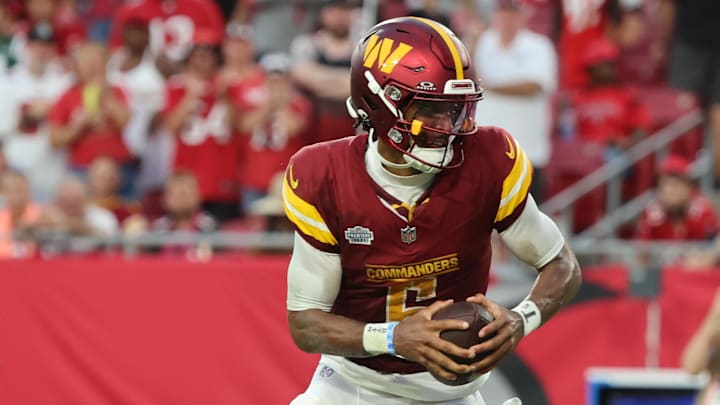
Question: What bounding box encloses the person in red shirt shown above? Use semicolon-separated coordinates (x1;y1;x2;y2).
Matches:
7;0;86;62
148;171;217;259
109;0;225;77
572;38;650;151
234;52;311;213
635;155;720;241
163;29;240;223
48;42;133;187
558;0;644;89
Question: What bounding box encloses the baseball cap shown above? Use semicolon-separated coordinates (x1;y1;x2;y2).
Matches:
27;22;55;43
659;155;692;178
226;22;254;41
123;7;154;28
192;28;222;47
259;52;292;74
581;37;620;67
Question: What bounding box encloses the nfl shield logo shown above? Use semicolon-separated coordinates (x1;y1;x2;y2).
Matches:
400;226;417;244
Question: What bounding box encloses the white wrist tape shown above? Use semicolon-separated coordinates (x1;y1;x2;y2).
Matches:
511;300;542;336
362;322;398;355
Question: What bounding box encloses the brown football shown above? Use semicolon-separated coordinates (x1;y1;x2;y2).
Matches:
430;301;494;386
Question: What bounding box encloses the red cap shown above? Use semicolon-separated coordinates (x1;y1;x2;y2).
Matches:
659;155;692;177
192;28;221;47
581;37;620;67
123;5;154;28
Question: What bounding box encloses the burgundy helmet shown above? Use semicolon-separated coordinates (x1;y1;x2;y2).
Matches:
347;17;483;173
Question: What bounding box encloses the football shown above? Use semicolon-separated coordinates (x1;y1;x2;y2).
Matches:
430;301;495;386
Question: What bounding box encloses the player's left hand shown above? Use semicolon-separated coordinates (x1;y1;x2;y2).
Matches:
465;293;524;374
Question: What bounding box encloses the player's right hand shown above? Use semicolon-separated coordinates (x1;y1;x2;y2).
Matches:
393;299;476;382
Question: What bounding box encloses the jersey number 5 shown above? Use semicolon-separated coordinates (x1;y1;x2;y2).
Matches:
386;278;437;322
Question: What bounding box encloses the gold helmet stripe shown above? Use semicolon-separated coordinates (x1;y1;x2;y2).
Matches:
410;17;464;80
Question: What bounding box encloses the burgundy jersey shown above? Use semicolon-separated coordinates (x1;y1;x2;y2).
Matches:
283;128;533;374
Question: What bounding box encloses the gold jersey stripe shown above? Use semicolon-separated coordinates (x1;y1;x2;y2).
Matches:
282;176;338;246
410;17;464;80
496;139;533;222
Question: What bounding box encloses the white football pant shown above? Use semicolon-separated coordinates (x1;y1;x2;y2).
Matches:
290;356;487;405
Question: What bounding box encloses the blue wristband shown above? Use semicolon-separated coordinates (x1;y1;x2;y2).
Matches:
386;321;399;356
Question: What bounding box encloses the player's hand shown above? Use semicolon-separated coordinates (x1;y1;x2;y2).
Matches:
393;299;476;382
466;294;524;374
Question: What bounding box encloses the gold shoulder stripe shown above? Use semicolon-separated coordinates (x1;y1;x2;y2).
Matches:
410;17;464;80
282;175;338;246
495;141;533;223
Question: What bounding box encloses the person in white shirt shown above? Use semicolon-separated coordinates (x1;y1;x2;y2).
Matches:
0;23;72;202
473;0;557;201
48;176;119;236
107;13;168;197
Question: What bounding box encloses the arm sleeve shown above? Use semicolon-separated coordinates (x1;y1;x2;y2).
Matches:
287;232;342;312
493;130;534;232
499;195;565;269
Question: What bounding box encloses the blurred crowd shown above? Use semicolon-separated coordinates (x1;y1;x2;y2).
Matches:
0;0;718;260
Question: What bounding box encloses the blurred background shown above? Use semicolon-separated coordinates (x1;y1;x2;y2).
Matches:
0;0;718;404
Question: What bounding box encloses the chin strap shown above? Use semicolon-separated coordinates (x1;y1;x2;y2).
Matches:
369;131;415;170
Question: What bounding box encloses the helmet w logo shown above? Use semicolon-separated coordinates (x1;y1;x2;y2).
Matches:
362;34;413;74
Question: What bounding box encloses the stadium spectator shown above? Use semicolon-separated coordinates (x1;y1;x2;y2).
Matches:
289;0;357;143
48;42;133;191
221;22;262;93
236;52;311;214
662;0;720;184
87;156;140;226
557;0;644;89
163;29;240;223
107;10;168;197
635;155;719;241
474;0;557;201
681;287;720;402
147;172;217;259
11;0;85;61
617;0;667;85
239;0;315;56
571;38;650;155
0;3;17;74
34;176;118;254
0;171;41;258
221;22;264;148
109;0;225;77
0;23;71;202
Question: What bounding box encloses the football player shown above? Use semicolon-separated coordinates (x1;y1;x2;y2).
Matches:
283;17;582;404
